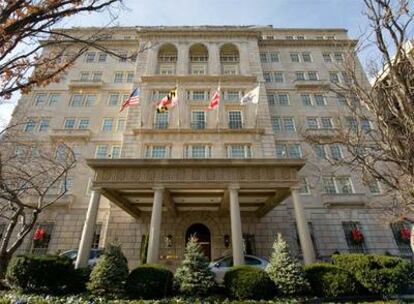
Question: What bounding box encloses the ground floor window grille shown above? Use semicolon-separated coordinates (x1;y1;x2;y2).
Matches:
390;221;412;257
31;223;54;255
342;221;366;253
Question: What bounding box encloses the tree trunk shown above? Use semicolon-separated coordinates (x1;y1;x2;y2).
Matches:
0;252;11;279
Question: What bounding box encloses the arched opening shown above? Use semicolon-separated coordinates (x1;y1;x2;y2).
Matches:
186;223;211;260
220;43;239;75
157;43;177;75
189;43;208;75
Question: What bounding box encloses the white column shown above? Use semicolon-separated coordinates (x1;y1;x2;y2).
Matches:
176;44;189;75
229;185;244;265
75;190;101;269
208;43;221;75
291;187;315;265
147;187;164;264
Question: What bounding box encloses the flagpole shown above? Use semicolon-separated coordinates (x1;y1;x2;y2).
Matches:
254;83;260;129
176;80;180;130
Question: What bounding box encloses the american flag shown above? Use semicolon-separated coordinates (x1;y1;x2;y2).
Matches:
208;89;220;110
120;88;140;112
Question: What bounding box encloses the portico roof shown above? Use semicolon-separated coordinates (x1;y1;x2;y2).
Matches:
86;158;305;218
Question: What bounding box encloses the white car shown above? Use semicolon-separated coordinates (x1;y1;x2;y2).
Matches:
208;255;269;284
60;248;104;268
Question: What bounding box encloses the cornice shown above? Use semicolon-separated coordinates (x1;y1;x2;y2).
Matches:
140;75;258;83
132;128;265;135
259;39;358;47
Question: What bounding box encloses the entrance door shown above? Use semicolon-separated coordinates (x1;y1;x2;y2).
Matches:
186;223;211;260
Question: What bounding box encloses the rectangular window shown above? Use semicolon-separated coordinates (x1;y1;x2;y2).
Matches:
108;94;120;106
315;145;327;160
299;177;311;194
92;72;102;81
346;117;358;132
290;53;300;62
98;53;107;63
192;91;208;101
296;72;305;81
321;117;333;129
92;224;102;249
307;117;319;129
260;53;268;63
330;144;343;160
342;221;366;253
368;179;381;194
308;71;318;80
288;144;302;159
228;111;243;129
96;145;108;159
278;94;289;105
149;146;167;159
271;117;281;132
111;146;121;159
225;91;240;101
49;94;60;106
31;223;54;255
117;119;126;131
270;52;279;62
337;93;347;106
63;119;76;129
114;72;124;83
314;94;326;106
24;119;37;132
329;72;340;83
154;112;168;129
85;95;96;107
301;94;312;106
275;144;287;159
264;72;272;83
390;222;412;256
126;72;134;83
78;119;90;129
80;72;90;81
85;52;96;63
34;93;47;106
119;52;128;62
322;53;332;63
273;72;284;83
38;119;50;132
102;118;113;132
302;52;312;62
334;52;344;62
283;117;296;132
222;64;238;75
227;145;251;159
191;111;206;129
336;177;354;194
323;177;336;194
159;64;175;75
70;94;83;107
191;64;206;75
267;94;275;105
186;145;211;159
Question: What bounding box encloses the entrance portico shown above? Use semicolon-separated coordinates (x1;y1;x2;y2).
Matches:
75;159;315;268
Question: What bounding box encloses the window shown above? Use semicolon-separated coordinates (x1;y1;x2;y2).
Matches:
273;72;284;83
223;64;238;75
324;176;354;194
390;222;412;256
63;119;75;129
307;117;319;129
114;72;124;83
296;72;305;81
85;52;96;63
361;119;372;132
367;179;381;194
278;94;289;105
299;177;311;194
119;52;128;62
321;117;333;129
329;72;340;83
24;119;36;132
147;146;168;159
260;53;268;63
191;64;206;75
159;64;175;75
117;119;126;131
188;90;209;101
111;146;121;159
186;145;211;159
191;111;206;129
337;93;347;106
98;53;107;62
126;72;134;83
92;224;102;249
270;52;279;62
290;53;300;62
78;119;90;129
271;117;296;132
330;144;343;160
264;72;272;83
38;119;50;132
308;71;318;80
342;221;366;253
302;52;312;62
70;94;83;107
154;112;168;129
228;111;242;129
92;72;102;81
301;94;312;106
323;177;336;194
80;72;89;81
108;94;120;106
315;145;327;160
322;53;332;63
314;94;326;106
31;223;54;255
96;145;108;159
334;52;344;62
346;117;358;131
49;94;60;106
85;95;96;107
34;94;47;106
227;145;251;158
275;144;302;159
102;118;113;132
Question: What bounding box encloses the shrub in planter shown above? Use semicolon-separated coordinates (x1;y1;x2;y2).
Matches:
332;253;414;296
304;263;362;297
87;243;129;295
224;266;275;300
126;264;173;299
266;233;310;295
5;254;75;294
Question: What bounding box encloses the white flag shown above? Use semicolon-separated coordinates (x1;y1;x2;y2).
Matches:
240;85;260;105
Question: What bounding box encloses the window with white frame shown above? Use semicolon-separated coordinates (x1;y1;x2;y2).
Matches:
80;71;89;81
70;94;83;107
111;146;121;158
38;119;50;132
159;63;175;75
260;53;268;63
299;177;311;194
275;143;302;159
264;72;272;83
48;94;60;106
114;72;124;83
34;93;47;106
329;144;343;160
102;118;114;132
367;179;381;194
323;176;354;194
302;52;312;62
321;117;334;129
24;119;36;132
315;144;327;160
295;72;305;81
117;119;126;131
322;53;332;63
78;119;90;129
191;111;206;129
154;112;168;129
308;71;318;80
329;71;340;83
306;117;319;129
84;94;96;107
222;64;238;75
228;111;243;129
98;53;107;62
191;64;206;75
95;145;108;159
146;145;169;159
314;94;326;106
186;144;211;159
85;52;96;62
273;72;284;82
271;116;296;133
267;93;289;106
227;144;251;158
290;53;300;62
63;118;76;129
224;91;241;102
337;93;347;106
126;72;134;83
108;93;120;106
334;52;344;62
301;94;312;106
270;52;279;62
188;90;209;101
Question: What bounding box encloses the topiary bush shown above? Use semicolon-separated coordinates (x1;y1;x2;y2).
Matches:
87;243;129;296
332;253;414;296
174;236;215;296
304;263;362;298
266;233;310;295
224;265;275;300
126;264;173;299
5;254;76;294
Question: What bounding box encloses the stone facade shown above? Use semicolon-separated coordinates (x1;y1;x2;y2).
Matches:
6;25;412;268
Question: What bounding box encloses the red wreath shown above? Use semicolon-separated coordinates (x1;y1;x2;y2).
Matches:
400;227;411;243
33;227;45;241
351;228;364;244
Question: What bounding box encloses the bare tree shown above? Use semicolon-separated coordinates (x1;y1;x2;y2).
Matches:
0;0;143;102
0;123;76;278
303;0;414;251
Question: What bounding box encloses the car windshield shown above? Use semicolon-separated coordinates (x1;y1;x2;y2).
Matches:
245;256;261;265
63;250;78;260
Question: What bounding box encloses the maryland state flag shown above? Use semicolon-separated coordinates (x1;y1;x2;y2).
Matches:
157;87;178;113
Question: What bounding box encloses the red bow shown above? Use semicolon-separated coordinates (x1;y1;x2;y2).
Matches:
400;227;411;240
351;228;363;243
33;227;45;241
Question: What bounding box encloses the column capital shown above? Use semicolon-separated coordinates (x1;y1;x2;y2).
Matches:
152;186;165;191
290;186;301;192
228;184;240;191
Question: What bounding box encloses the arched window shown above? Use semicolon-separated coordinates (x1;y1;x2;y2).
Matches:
220;43;239;75
157;43;178;75
189;43;208;75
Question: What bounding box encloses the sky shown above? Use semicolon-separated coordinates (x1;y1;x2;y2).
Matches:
0;0;374;127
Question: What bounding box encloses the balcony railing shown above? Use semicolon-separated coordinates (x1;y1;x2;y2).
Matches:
68;79;104;89
321;193;368;207
294;79;330;89
153;122;169;129
191;121;206;129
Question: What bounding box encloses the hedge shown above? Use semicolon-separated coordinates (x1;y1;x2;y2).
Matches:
126;264;173;299
332;253;414;296
223;266;275;300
